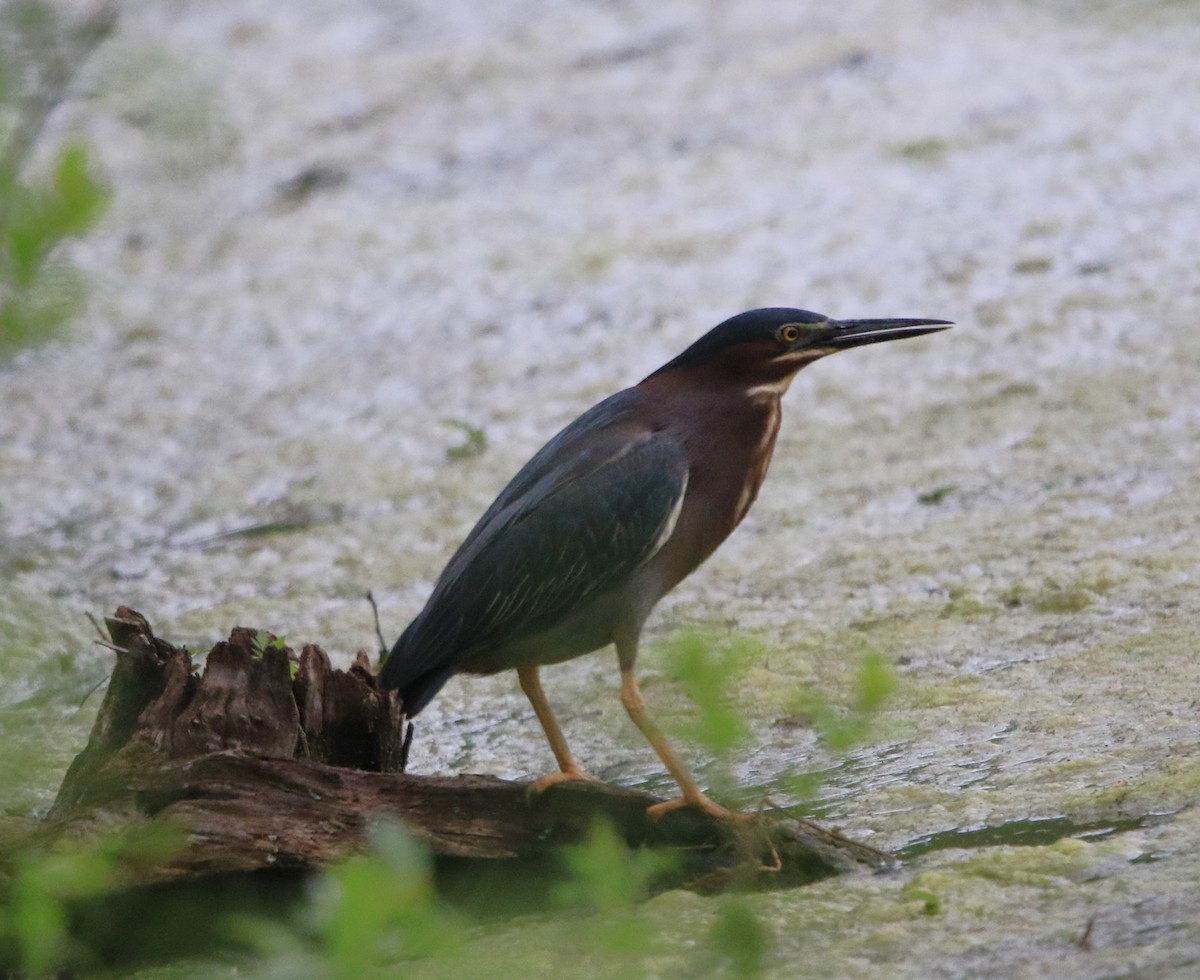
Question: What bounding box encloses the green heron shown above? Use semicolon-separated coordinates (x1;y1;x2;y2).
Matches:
381;307;950;818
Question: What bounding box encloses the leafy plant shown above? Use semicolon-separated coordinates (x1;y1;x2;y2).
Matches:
250;630;289;656
0;1;113;358
552;817;677;956
554;817;675;912
664;632;758;753
707;896;770;976
791;651;897;753
0;821;183;975
235;819;462;978
443;417;488;461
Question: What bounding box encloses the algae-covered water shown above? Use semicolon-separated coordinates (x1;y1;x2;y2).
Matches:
3;0;1200;975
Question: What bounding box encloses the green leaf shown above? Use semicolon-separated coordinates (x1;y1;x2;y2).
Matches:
902;885;942;915
854;652;896;714
708;897;770;976
553;818;675;913
0;140;110;353
443;418;488;461
780;650;897;786
665;633;753;754
1;820;183;974
311;819;460;971
53;143;111;235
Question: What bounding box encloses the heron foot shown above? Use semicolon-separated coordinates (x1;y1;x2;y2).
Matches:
530;767;598;794
646;791;733;821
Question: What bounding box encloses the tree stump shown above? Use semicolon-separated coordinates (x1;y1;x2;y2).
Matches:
44;607;895;890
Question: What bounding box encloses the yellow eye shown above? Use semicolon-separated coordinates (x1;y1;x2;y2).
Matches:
778;324;800;344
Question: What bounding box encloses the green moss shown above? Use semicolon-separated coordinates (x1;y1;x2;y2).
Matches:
917;485;955;506
999;583;1027;608
1004;576;1108;613
577;251;614;279
1057;756;1200;817
897;137;948;161
0;553;39;576
900;675;1001;710
442;418;488;461
1022;219;1060;239
1033;590;1092;614
954;837;1096;883
899;885;941;916
1077;575;1118;594
1035;756;1105;780
1013;256;1053;275
940;591;993;619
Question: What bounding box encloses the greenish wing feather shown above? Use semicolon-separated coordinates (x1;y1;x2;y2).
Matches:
396;427;688;679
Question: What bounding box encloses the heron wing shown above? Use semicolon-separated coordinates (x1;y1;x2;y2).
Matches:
454;388;647;556
382;395;687;703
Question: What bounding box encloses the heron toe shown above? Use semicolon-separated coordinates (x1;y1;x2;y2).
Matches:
530;767;599;794
645;791;733;822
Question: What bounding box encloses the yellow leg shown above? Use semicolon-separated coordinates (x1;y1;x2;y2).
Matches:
619;668;731;820
518;666;595;791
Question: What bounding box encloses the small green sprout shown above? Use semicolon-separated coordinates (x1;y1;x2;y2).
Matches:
443;418;488;460
902;885;942;916
917;485;955;506
250;631;288;658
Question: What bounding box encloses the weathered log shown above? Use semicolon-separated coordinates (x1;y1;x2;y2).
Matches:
44;608;895;889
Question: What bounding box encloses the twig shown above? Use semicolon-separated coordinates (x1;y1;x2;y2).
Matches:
85;609;108;641
1076;915;1096;950
78;610;120;707
365;590;388;660
77;671;109;709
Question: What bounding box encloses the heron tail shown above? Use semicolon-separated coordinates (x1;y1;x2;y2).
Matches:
378;624;455;717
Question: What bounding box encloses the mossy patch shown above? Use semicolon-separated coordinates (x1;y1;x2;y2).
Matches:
911;836;1101;891
1033;589;1093;614
897;137;948;161
1012;256;1053;275
940;592;994;619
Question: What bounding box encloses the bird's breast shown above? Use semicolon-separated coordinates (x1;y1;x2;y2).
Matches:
640;391;783;595
731;398;781;524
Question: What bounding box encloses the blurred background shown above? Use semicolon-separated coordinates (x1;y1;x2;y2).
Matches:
2;0;1200;975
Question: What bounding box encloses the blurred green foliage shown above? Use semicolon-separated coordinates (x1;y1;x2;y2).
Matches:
0;0;113;359
664;631;757;753
775;650;897;802
234;819;462;978
792;651;896;753
554;817;674;913
665;631;896;766
443;417;489;461
309;820;461;968
551;817;677;957
708;896;770;976
657;634;897;971
0;820;182;975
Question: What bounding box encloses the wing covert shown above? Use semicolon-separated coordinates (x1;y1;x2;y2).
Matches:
388;424;688;688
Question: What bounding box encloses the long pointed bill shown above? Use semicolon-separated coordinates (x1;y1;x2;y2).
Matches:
821;318;953;350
